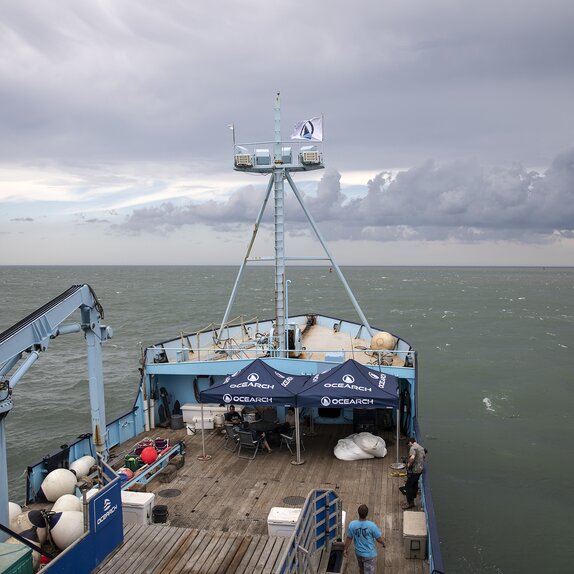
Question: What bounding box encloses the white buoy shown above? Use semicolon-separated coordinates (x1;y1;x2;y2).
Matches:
48;510;84;550
13;510;48;544
52;493;83;513
69;456;96;478
8;502;22;530
41;468;77;502
370;331;396;350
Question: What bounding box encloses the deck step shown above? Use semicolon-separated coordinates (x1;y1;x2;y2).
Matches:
93;523;290;574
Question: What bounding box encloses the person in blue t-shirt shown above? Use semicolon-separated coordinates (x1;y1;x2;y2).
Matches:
344;504;385;574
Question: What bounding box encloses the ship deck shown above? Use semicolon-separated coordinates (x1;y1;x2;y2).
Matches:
94;423;428;574
170;322;407;367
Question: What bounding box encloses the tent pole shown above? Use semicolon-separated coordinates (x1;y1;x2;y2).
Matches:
197;402;212;461
389;408;405;469
396;408;400;463
291;407;305;466
306;408;317;437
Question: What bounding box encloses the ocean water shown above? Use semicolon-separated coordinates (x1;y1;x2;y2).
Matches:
1;265;573;573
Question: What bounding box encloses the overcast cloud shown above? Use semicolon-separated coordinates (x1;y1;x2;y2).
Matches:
1;0;573;265
116;147;574;243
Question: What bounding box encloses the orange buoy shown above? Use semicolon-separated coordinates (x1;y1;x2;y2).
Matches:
140;446;158;465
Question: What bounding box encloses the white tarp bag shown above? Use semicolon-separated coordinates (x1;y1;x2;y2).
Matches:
353;432;387;458
334;437;375;460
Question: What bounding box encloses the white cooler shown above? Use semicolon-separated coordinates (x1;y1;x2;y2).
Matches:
182;404;234;423
121;491;155;525
193;416;214;430
403;510;427;559
267;507;301;537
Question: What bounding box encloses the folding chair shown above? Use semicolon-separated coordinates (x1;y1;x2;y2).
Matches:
237;430;261;459
279;429;305;455
224;425;239;452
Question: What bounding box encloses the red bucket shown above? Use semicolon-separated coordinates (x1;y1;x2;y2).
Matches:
134;439;155;455
154;438;169;451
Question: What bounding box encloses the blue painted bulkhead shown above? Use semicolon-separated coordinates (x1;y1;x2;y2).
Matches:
144;357;416;435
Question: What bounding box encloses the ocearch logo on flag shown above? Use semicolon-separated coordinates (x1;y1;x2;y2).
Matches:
291;116;323;141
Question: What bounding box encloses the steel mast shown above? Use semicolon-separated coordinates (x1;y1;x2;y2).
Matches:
273;93;286;353
219;95;374;349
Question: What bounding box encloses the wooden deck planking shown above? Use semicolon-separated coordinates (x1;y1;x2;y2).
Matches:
191;530;224;572
123;526;177;574
94;422;428;574
103;523;161;573
154;529;200;574
98;525;163;573
205;535;241;574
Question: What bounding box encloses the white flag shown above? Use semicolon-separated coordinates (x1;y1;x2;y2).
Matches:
291;116;323;141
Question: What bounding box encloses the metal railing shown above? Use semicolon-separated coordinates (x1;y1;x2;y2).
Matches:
149;343;416;368
414;419;446;573
275;489;342;574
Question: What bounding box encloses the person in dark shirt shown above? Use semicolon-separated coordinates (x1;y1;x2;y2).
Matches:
224;405;243;429
400;437;426;509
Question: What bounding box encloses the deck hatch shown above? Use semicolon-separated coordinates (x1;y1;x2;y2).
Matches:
157;488;182;498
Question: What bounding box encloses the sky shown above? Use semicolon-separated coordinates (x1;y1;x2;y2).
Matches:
1;0;573;266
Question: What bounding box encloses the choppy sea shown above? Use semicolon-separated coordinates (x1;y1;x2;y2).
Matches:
1;265;572;573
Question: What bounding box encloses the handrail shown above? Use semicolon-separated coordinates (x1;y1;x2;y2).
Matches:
414;418;446;573
275;489;342;574
148;344;415;367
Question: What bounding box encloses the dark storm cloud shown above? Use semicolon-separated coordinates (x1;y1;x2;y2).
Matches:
0;1;573;168
110;184;265;233
114;148;574;243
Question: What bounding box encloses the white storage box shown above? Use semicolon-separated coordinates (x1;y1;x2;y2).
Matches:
193;416;214;430
121;491;155;525
181;404;237;423
403;511;427;559
182;404;202;423
267;507;301;538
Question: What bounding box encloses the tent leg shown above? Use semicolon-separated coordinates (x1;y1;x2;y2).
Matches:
198;402;212;461
390;408;405;470
305;408;317;437
396;407;399;463
291;407;305;466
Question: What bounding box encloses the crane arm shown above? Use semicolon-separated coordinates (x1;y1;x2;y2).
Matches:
0;283;112;540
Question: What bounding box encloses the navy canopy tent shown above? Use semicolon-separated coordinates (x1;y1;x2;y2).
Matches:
199;358;308;406
199;359;309;463
297;358;401;462
297;359;399;408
